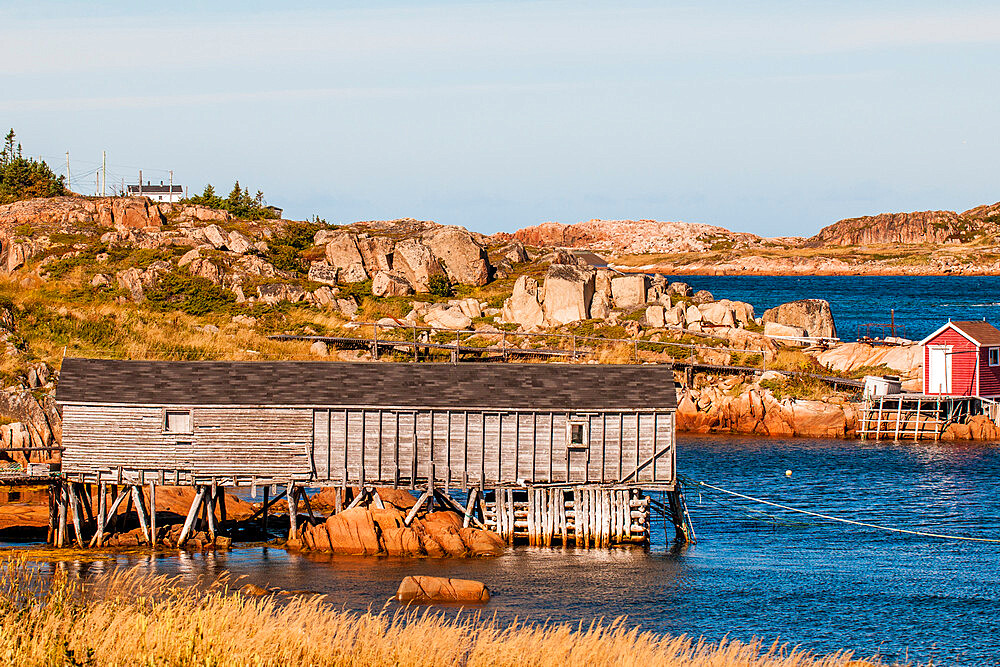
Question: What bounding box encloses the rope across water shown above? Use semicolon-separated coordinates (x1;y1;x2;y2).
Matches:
679;475;1000;544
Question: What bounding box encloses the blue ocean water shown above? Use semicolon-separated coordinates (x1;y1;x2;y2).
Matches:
660;274;1000;342
33;436;1000;665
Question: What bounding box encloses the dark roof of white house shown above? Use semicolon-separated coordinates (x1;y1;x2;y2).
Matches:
57;358;676;411
126;185;183;193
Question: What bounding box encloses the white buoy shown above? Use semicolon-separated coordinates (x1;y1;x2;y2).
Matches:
785;470;793;477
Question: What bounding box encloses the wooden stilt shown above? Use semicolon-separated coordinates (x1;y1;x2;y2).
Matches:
404;488;433;527
334;487;342;514
346;488;368;510
370;488;385;510
300;489;317;524
205;490;217;541
123;489;134;534
177;487;206;547
287;483;298;540
69;484;84;548
47;484;57;545
261;485;270;537
559;489;568;546
92;486;130;547
55;483;67;548
80;484;95;525
218;487;228;527
131;486;151;545
108;485;119;534
462;487;479;528
149;483;157;546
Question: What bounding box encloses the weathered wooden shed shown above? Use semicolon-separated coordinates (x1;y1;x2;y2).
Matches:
921;320;1000;397
55;358;683;547
58;358;677;488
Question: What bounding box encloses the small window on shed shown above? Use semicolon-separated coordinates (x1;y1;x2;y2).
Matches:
990;348;1000;367
164;410;193;434
567;420;589;449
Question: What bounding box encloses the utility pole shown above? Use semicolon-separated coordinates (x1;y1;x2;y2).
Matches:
169;170;173;202
65;152;70;191
138;170;142;197
95;172;99;196
102;151;107;196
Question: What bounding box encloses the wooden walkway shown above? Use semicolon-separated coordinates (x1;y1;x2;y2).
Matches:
270;325;864;391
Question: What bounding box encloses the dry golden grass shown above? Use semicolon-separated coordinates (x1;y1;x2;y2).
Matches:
0;557;901;667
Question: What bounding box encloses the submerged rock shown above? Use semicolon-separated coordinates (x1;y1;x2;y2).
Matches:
395;575;490;603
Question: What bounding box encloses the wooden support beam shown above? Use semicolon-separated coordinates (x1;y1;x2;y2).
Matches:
80;484;95;525
91;482;107;547
346;488;369;510
56;484;67;548
242;489;288;524
69;483;84;548
404;488;433;527
300;489;317;524
462;487;479;528
261;485;270;537
149;483;157;546
131;486;151;545
435;488;486;530
205;489;217;541
217;487;227;527
370;487;385;510
177;487;206;547
287;483;298;540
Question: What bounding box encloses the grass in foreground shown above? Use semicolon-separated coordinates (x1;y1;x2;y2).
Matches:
0;557;904;666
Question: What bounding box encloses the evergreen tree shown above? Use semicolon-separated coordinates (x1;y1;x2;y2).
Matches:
0;129;65;205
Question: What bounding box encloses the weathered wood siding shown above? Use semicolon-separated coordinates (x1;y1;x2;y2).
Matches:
61;405;312;482
311;409;674;487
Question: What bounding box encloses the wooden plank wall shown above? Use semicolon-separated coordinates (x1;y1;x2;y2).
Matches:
312;409;674;487
61;405;313;480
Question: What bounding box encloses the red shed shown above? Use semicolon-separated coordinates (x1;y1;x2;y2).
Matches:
920;320;1000;397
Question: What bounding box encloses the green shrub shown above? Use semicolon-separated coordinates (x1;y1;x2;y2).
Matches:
429;275;453;297
145;272;236;316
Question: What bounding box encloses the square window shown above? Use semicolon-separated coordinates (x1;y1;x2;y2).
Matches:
991;348;1000;367
164;410;192;434
567;420;588;448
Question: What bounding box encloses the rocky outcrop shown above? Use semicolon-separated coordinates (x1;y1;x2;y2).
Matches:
676;379;857;438
511;219;766;254
421;227;491;286
610;274;647;310
541;264;595;326
323;233;368;283
808;208;996;246
371;270;413;297
501;276;545;329
395;575;491;603
294;506;504;558
762;299;837;339
393;239;445;292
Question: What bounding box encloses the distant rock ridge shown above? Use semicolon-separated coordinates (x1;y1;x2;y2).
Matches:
511;219;769;254
807;202;1000;247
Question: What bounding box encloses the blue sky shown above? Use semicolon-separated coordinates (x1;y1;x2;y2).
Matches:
2;1;999;236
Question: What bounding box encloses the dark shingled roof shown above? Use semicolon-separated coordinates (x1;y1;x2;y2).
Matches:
57;358;676;411
950;321;1000;346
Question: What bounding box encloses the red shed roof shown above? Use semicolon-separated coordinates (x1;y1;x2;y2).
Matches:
920;320;1000;346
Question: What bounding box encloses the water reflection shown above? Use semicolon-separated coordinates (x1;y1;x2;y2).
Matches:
6;435;1000;665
